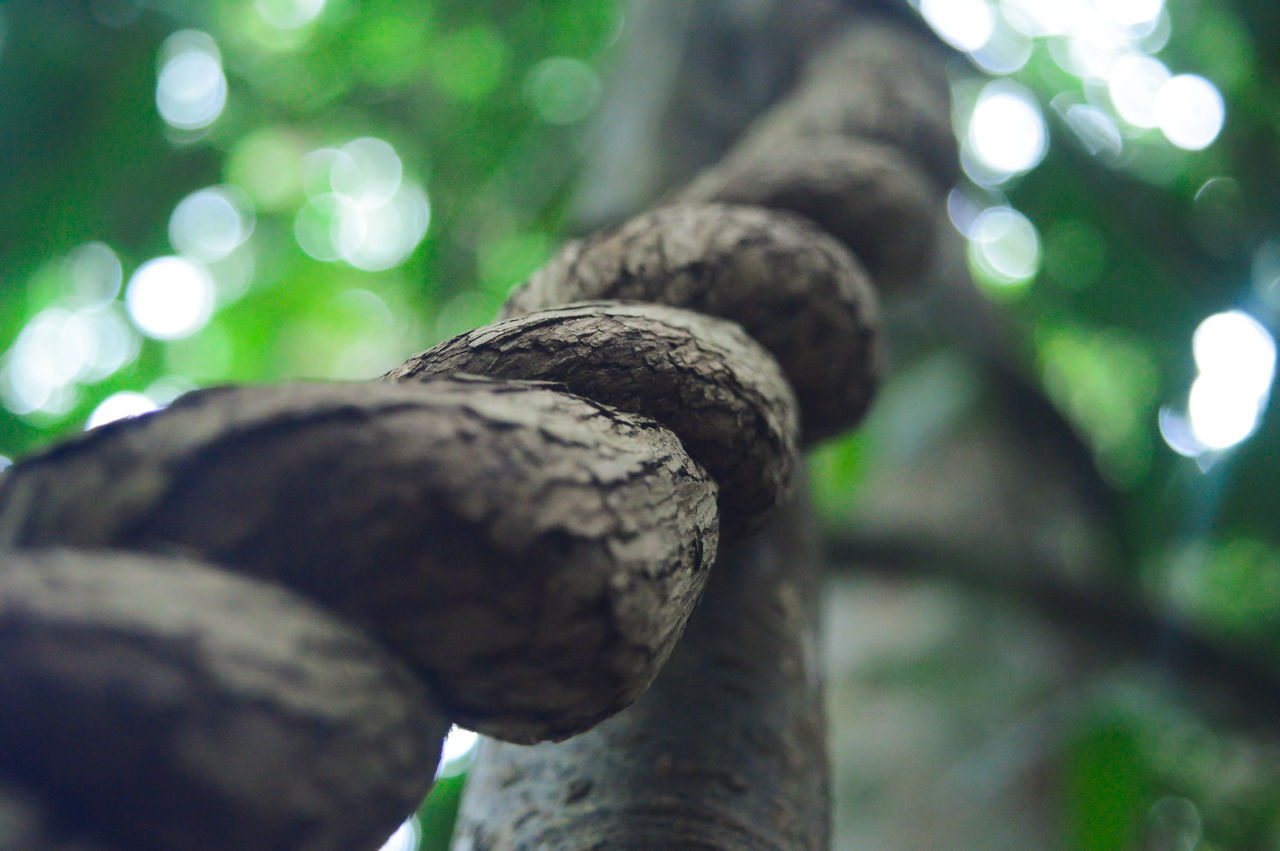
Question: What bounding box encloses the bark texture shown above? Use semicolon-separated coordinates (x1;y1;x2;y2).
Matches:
0;548;447;851
738;16;958;192
678;137;940;293
674;14;956;298
503;204;879;443
453;6;959;847
386;301;798;534
0;379;718;743
0;3;954;846
570;0;846;229
451;488;828;850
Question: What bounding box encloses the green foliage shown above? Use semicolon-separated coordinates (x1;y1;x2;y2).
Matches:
0;0;619;460
417;772;466;851
1063;718;1150;851
5;1;1280;848
0;4;620;842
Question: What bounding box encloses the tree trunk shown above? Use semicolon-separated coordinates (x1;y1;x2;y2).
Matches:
452;486;829;850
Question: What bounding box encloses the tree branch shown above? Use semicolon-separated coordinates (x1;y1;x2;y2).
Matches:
824;531;1280;733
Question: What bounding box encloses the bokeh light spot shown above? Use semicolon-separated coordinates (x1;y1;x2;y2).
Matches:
169;186;255;262
969;206;1041;287
968;20;1034;75
1064;102;1124;159
1166;311;1276;455
294;194;344;263
999;0;1077;37
125;257;216;340
524;57;602;125
920;0;994;52
1057;101;1124;160
376;817;420;851
295;140;428;271
1155;75;1224;150
442;727;478;763
81;306;142;381
0;303;142;418
1107;54;1170;128
86;391;159;430
255;0;326;30
156;31;227;131
436;725;479;778
3;310;91;410
1058;10;1132;80
1188;375;1262;450
336;184;430;271
331;137;403;208
146;375;197;406
65;242;123;306
1193;311;1276;398
968;81;1047;177
1106;0;1164;28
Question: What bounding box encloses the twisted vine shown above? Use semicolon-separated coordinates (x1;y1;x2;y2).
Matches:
0;8;954;851
451;13;956;849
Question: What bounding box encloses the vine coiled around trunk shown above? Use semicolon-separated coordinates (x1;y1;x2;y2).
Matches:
0;10;954;850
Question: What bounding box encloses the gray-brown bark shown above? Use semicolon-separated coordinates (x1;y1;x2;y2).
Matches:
449;6;962;848
0;379;718;743
571;0;848;230
737;16;959;192
672;15;956;298
451;488;828;850
503;204;879;443
678;138;940;293
386;301;798;534
0;3;956;846
0;548;447;851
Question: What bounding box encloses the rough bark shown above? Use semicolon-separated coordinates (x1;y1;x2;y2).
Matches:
0;5;955;847
386;301;798;534
503;204;879;443
678;138;940;293
736;15;959;192
452;487;829;850
0;548;447;851
671;11;957;299
450;7;960;848
0;378;719;743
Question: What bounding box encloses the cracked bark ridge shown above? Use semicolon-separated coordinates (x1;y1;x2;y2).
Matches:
386;301;798;535
503;204;879;443
0;548;447;851
0;379;719;743
452;486;829;850
678;137;941;292
736;15;959;192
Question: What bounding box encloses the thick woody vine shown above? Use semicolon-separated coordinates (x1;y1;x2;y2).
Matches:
0;12;954;851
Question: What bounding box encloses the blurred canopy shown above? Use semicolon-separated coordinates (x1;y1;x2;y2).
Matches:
4;0;1280;848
